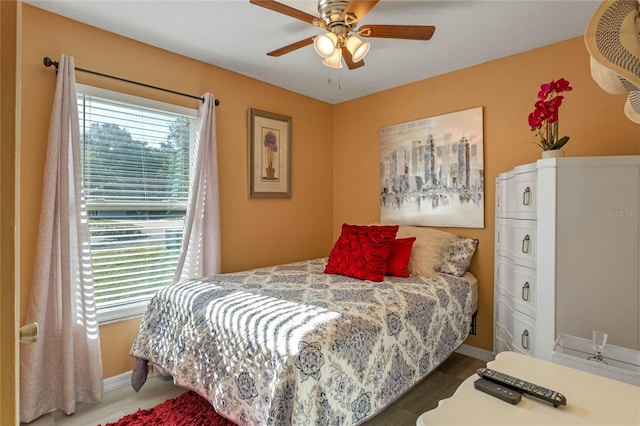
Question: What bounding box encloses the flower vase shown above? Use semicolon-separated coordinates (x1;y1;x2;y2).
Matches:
541;150;565;159
265;166;276;180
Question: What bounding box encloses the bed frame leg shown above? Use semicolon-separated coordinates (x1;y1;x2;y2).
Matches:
469;311;477;335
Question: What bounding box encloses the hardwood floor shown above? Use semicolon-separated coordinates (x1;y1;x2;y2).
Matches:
24;352;487;426
361;352;486;426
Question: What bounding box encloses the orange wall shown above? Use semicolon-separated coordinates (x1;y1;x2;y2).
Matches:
333;37;640;351
20;5;334;378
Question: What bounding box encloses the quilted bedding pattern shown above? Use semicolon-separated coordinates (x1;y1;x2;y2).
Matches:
130;258;474;425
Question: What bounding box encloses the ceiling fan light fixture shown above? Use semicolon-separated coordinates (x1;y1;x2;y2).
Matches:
322;49;343;68
250;0;436;71
346;36;370;62
313;32;338;58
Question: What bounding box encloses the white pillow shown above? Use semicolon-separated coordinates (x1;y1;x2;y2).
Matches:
395;226;459;276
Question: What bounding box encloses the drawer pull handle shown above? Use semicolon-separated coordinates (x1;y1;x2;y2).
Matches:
522;186;531;206
521;329;530;350
522;282;530;301
521;234;531;253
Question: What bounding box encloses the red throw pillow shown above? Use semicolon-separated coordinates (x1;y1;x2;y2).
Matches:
386;237;416;277
324;224;399;282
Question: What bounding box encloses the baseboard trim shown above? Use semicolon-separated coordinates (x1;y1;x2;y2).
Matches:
456;344;495;362
104;371;131;393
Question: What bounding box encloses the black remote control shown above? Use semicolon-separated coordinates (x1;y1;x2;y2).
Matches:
476;367;567;407
474;378;522;404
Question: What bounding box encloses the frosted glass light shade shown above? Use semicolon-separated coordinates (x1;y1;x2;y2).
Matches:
314;32;338;58
322;49;343;68
346;36;370;62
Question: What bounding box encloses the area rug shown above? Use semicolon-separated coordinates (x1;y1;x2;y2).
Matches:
101;390;237;426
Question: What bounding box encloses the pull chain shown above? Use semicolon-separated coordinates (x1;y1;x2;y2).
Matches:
326;67;342;90
324;51;342;90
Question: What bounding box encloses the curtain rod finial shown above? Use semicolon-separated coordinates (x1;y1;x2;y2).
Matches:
43;57;58;70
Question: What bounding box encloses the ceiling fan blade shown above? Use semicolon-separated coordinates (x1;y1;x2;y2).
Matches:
250;0;317;25
343;0;380;24
341;46;365;70
359;24;436;40
267;37;315;57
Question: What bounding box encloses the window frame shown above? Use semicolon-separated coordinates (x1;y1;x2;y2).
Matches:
76;84;198;325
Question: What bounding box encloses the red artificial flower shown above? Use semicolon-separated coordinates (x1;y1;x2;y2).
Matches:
548;95;564;108
527;78;572;150
554;78;573;93
538;85;551;100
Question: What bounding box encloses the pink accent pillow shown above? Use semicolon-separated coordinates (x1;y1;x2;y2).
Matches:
386;237;416;277
324;224;399;282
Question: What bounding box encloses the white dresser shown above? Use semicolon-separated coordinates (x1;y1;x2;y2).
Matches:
494;156;640;361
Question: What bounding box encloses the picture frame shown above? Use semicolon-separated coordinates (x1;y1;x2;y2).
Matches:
380;106;484;228
248;108;292;199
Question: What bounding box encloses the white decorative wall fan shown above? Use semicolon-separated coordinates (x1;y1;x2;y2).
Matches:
250;0;436;69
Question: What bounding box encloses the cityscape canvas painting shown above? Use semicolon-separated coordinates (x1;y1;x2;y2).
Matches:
380;106;484;228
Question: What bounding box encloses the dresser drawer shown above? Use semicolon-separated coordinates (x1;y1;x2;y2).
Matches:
496;293;513;329
495;293;514;354
512;312;536;356
496;175;512;218
514;170;537;219
512;220;536;269
496;218;514;256
513;265;536;317
495;332;513;353
495;255;514;297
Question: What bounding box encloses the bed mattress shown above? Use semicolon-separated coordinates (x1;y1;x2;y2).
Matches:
463;271;478;314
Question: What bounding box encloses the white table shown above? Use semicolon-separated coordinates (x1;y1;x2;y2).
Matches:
417;351;640;425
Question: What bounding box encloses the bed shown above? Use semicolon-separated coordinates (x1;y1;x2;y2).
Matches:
130;225;478;425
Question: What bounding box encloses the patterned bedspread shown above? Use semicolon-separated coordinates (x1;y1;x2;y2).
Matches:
130;258;475;425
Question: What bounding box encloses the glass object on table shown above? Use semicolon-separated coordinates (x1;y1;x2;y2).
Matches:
587;330;608;364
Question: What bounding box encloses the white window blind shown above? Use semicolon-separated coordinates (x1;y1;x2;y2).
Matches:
77;86;197;323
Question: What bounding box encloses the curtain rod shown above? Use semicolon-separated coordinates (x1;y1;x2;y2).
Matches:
43;57;220;107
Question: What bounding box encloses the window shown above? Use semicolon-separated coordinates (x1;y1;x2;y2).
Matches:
77;85;197;323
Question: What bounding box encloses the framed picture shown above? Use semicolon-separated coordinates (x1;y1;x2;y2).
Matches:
248;108;292;198
380;106;484;228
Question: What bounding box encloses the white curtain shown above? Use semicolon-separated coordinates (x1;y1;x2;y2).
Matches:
173;93;221;282
20;55;103;423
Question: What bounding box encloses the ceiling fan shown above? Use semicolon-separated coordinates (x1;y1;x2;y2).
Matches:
249;0;436;70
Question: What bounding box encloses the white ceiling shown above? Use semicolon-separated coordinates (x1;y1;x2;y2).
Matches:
26;0;600;104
